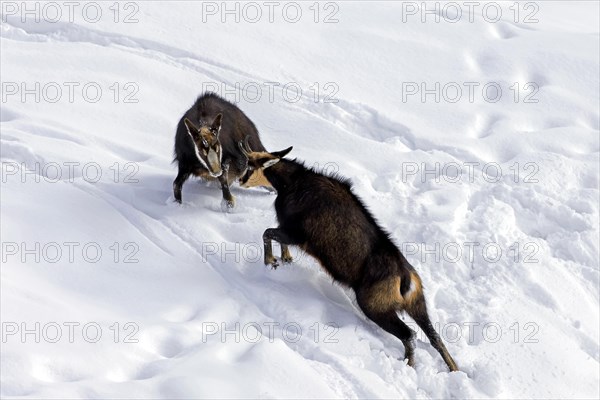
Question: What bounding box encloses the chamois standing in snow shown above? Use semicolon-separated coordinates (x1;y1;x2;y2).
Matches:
239;141;459;371
173;92;268;207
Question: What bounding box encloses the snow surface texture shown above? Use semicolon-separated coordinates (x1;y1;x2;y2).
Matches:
1;1;599;398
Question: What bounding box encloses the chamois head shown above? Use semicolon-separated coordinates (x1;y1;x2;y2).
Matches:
238;137;293;188
184;114;223;177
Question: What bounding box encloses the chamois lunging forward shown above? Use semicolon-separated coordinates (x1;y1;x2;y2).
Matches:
173;92;268;207
239;142;459;372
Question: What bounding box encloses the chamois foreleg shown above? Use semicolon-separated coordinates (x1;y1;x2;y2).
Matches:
262;228;298;269
173;168;191;203
218;161;235;208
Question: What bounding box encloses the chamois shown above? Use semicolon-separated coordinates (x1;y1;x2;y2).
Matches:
239;142;459;372
173;92;268;207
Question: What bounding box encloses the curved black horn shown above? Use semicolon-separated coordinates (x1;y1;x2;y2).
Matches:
243;136;253;153
238;136;254;156
238;140;249;156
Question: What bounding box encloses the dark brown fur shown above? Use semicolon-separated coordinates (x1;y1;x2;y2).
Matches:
242;149;458;371
173;92;267;207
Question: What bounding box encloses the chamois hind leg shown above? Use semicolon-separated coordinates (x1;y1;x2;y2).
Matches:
262;228;298;269
406;293;459;372
355;283;416;367
173;169;191;203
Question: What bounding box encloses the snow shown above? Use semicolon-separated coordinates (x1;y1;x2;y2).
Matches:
1;1;599;398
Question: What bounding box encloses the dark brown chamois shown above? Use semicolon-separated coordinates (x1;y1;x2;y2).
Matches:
239;142;459;372
173;92;268;207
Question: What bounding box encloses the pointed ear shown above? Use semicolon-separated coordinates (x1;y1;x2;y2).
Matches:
184;118;200;140
263;158;280;169
271;146;293;159
211;113;223;134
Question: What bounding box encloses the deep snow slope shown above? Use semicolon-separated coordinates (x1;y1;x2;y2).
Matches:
1;1;599;398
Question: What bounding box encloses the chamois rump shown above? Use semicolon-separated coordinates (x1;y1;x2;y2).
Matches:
239;142;459;372
173;92;268;207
